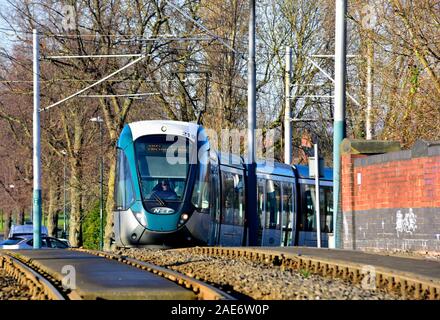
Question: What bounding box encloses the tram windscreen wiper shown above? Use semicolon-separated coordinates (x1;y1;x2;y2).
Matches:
151;193;167;207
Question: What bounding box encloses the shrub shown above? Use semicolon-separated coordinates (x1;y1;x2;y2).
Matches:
82;201;105;250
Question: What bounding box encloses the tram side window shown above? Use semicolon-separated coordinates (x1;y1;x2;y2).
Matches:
282;183;294;230
236;174;245;226
300;185;315;231
114;149;135;211
257;179;265;230
191;146;210;211
211;166;221;224
323;187;333;233
265;180;281;230
221;171;244;226
299;185;333;233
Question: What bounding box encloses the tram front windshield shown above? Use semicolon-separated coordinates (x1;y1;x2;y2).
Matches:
135;134;192;204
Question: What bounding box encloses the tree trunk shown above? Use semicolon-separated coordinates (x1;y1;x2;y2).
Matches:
4;211;11;238
68;160;83;247
16;208;25;225
47;178;59;237
103;154;116;251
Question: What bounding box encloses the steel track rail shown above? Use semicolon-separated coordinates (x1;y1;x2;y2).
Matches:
186;247;440;300
0;252;66;300
76;249;236;300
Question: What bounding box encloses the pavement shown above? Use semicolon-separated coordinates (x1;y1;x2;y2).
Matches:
252;247;440;282
4;249;196;300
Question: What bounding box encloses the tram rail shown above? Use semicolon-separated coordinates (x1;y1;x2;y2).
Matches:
0;252;67;300
2;246;439;300
76;248;236;300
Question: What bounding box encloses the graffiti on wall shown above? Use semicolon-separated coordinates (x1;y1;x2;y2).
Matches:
396;208;417;237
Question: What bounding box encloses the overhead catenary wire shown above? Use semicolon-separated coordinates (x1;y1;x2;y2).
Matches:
44;54;145;59
40;54;147;112
0;26;241;44
0;9;330;107
305;56;361;107
0;27;226;40
164;0;244;59
78;92;160;98
0;78;206;84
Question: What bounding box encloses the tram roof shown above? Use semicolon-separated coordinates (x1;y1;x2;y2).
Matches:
128;120;200;141
218;152;244;169
257;161;296;177
217;151;333;181
295;164;333;181
218;152;293;178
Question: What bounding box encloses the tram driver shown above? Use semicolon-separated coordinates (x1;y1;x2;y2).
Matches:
152;179;178;200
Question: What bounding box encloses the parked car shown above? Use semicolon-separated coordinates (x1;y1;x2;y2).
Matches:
56;238;71;247
0;235;70;249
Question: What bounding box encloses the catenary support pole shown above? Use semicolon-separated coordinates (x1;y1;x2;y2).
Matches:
314;143;321;248
284;47;292;165
33;29;42;249
333;0;347;249
99;119;104;251
246;0;258;246
366;36;374;140
63;154;67;237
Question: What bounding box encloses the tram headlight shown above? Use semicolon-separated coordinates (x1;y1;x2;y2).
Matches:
177;213;190;228
134;212;147;227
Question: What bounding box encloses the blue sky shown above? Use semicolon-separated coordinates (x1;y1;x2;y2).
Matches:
0;0;15;51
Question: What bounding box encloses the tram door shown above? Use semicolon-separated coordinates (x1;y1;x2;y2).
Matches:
262;180;281;246
219;171;245;246
233;173;245;246
209;165;221;245
281;183;294;247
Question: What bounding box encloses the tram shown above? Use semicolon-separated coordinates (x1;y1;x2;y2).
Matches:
113;120;333;248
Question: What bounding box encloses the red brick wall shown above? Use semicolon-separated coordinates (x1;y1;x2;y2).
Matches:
341;147;440;252
342;154;367;213
342;155;440;212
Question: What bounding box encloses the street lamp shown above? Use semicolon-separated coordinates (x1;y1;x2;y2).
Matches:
8;184;16;225
90;116;104;250
60;149;67;238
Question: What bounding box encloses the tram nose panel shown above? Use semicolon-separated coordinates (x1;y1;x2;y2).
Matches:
115;207;189;245
114;210;148;246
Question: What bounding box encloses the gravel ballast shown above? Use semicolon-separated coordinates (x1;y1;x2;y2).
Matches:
119;248;403;300
0;268;32;300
